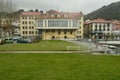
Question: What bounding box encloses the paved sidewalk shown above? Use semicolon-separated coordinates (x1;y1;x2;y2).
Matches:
0;50;91;53
65;39;105;52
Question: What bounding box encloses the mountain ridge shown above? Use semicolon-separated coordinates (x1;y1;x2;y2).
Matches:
85;1;120;20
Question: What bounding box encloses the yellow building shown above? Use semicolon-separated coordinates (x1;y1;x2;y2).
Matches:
20;12;41;38
36;10;84;40
20;10;84;40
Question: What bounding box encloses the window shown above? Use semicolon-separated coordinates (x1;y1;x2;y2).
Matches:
32;31;34;34
29;21;31;24
29;17;33;19
22;21;24;24
103;24;106;27
25;17;27;19
29;31;31;34
26;31;27;34
32;26;34;29
29;26;31;29
38;19;43;27
36;31;38;34
73;20;78;27
48;19;69;27
25;21;27;24
23;26;24;29
26;26;27;29
95;23;97;27
107;28;110;31
99;25;102;31
23;31;25;34
23;31;27;34
22;17;27;19
103;24;106;31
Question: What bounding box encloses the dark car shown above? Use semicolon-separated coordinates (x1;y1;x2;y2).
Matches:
17;38;32;43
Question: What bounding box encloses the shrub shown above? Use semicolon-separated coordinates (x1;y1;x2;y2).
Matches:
0;39;5;45
32;36;41;43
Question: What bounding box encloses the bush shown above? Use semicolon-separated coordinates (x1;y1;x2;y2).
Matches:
0;39;5;45
32;36;41;43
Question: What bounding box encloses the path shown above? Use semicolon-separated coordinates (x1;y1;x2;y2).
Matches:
65;39;105;52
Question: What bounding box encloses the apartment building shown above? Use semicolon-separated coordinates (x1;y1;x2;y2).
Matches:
84;18;113;40
0;18;12;38
11;20;20;37
20;10;84;40
36;10;84;40
20;12;41;39
112;21;120;40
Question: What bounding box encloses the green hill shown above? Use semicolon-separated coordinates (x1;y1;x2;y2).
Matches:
85;1;120;20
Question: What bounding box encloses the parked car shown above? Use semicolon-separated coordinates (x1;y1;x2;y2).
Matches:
5;38;14;43
17;38;32;43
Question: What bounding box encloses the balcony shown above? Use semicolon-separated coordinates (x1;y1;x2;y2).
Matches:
91;30;103;34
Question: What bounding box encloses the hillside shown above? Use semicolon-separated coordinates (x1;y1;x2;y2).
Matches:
85;1;120;20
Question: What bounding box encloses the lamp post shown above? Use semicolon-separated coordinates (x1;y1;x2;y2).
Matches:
95;33;98;49
95;33;98;42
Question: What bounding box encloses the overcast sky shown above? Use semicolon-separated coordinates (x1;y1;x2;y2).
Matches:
12;0;120;14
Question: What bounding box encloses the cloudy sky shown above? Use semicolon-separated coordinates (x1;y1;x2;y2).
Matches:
12;0;120;14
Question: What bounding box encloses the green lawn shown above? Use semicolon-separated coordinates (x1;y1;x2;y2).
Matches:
0;53;120;80
0;40;88;51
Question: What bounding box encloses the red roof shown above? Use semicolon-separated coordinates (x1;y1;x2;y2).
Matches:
85;18;111;25
46;9;59;14
21;10;83;19
91;18;111;23
63;12;83;19
38;11;83;19
21;12;41;16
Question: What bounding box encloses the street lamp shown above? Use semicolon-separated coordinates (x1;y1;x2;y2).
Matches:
95;33;98;41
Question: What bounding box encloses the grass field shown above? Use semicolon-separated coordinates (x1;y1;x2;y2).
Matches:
0;53;120;80
0;40;88;51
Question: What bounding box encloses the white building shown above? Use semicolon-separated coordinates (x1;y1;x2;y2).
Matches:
84;18;113;40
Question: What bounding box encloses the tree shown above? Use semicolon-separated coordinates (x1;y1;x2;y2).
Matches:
35;9;39;12
0;0;17;38
29;10;34;12
18;9;24;12
0;0;17;14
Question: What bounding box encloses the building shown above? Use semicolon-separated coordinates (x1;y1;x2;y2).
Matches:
112;21;120;40
20;12;41;39
0;18;13;38
36;10;84;40
11;20;20;37
84;18;113;40
20;10;84;40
